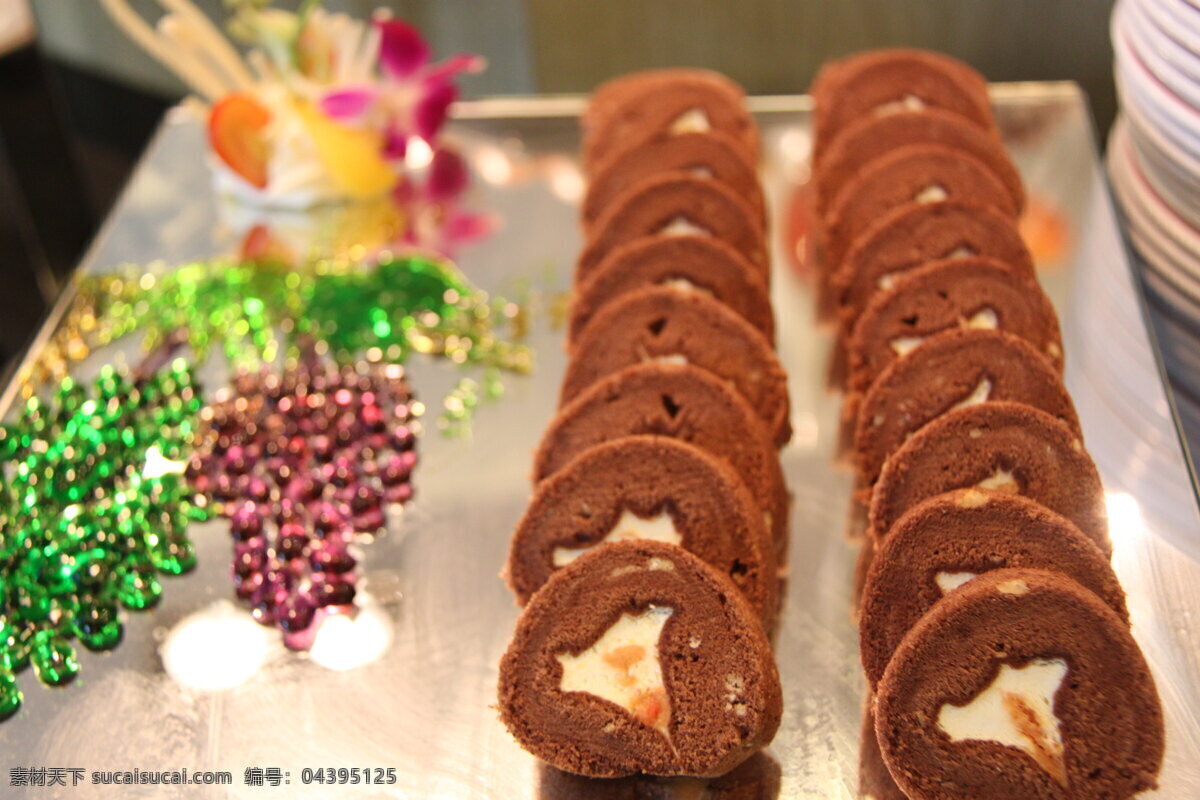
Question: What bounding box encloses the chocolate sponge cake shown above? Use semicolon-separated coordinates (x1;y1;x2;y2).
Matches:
569;235;774;346
859;490;1126;689
874;568;1163;800
498;540;782;778
583;130;764;232
868;402;1109;553
577;173;767;282
811;48;994;162
535;362;788;553
507;435;778;626
859;705;907;800
814;109;1023;218
832;200;1034;338
538;751;782;800
583;69;759;175
846;257;1063;394
853;329;1078;490
821;144;1019;272
561;287;791;447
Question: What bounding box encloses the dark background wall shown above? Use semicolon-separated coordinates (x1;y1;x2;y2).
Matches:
526;0;1118;132
1;0;1120;374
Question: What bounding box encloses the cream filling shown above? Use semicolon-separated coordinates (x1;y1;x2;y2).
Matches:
915;184;949;204
938;658;1069;785
670;108;712;134
552;511;683;567
661;277;700;292
660;216;711;237
998;578;1030;595
889;308;998;357
558;606;675;738
952;378;993;410
890;335;926;357
878;248;979;292
966;307;999;330
878;245;971;290
608;556;676;579
977;468;1018;493
874;93;927;116
724;673;750;717
956;488;990;509
935;571;978;594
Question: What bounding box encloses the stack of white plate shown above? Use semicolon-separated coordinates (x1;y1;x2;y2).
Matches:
1110;0;1200;409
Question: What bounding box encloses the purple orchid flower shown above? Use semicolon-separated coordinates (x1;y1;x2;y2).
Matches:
393;147;495;257
320;17;484;159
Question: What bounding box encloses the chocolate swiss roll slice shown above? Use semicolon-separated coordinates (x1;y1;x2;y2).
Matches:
852;329;1078;491
814;109;1022;218
498;541;782;778
538;751;782;800
859;489;1126;689
582;69;759;175
583;130;764;233
811;48;994;163
506;435;778;627
534;362;788;554
576;173;767;283
859;705;907;800
820;144;1019;273
832;199;1034;340
845;257;1063;394
569;235;774;347
561;287;791;447
867;401;1109;553
874;568;1163;800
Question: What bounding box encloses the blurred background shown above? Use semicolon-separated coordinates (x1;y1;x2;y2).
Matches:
0;0;1119;376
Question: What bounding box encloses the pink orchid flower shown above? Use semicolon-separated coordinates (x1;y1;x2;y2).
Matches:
393;147;495;257
320;17;485;159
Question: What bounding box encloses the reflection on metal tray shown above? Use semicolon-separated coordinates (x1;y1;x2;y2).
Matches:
1;83;1199;799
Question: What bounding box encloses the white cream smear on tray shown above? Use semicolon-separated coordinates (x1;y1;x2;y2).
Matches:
558;606;675;737
553;511;683;566
938;658;1069;784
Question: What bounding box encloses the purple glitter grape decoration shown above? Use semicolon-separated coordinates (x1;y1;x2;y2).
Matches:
188;352;417;647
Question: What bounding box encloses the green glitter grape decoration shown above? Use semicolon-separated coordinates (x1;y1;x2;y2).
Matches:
82;253;532;372
79;253;533;437
0;354;206;719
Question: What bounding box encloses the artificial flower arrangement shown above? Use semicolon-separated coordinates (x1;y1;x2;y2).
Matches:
101;0;491;255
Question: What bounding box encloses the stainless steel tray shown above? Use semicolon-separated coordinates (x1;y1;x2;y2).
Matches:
2;83;1199;799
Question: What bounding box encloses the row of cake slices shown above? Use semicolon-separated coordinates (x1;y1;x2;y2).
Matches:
498;70;792;781
808;49;1165;800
